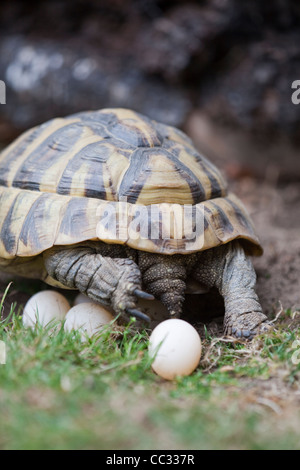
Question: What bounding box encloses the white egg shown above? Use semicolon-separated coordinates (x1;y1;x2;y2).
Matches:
73;293;95;306
23;291;71;329
64;303;114;340
148;319;202;380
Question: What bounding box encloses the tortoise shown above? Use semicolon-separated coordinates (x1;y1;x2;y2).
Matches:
0;108;269;338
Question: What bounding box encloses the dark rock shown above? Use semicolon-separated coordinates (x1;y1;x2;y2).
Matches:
0;35;191;136
0;0;300;181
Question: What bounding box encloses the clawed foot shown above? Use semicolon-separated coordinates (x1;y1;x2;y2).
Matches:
124;290;154;322
224;311;273;340
111;260;153;323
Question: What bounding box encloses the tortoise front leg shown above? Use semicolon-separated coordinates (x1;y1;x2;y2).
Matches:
43;245;151;322
217;243;269;339
192;242;270;339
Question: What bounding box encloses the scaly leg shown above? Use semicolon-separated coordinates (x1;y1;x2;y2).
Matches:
43;244;152;322
192;241;270;339
138;251;197;317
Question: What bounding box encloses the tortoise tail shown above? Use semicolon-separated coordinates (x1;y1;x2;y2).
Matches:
138;252;189;317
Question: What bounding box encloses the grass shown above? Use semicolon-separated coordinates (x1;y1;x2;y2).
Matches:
1;294;300;450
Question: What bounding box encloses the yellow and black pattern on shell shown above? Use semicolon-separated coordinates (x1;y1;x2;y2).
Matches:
95;192;262;256
0;186;262;262
0;108;262;262
0;108;227;204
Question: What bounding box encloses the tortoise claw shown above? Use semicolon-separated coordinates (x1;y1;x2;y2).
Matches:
230;321;273;340
231;327;254;340
133;289;154;300
125;308;151;323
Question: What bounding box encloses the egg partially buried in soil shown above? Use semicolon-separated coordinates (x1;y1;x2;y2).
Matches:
148;319;202;380
73;293;95;306
64;303;114;340
22;290;71;328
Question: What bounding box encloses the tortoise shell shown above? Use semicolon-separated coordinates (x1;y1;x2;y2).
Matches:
0;108;262;269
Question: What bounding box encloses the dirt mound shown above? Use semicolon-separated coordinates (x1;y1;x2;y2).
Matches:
233;179;300;317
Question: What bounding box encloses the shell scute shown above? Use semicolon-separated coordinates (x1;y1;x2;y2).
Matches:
0;108;262;260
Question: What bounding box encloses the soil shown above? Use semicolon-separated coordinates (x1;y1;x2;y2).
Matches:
234;179;300;318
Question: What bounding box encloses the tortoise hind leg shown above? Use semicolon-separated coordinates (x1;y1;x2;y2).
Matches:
192;241;270;339
138;252;197;317
43;245;150;322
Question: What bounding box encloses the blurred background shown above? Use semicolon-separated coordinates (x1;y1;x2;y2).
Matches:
1;0;300;178
0;0;299;315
